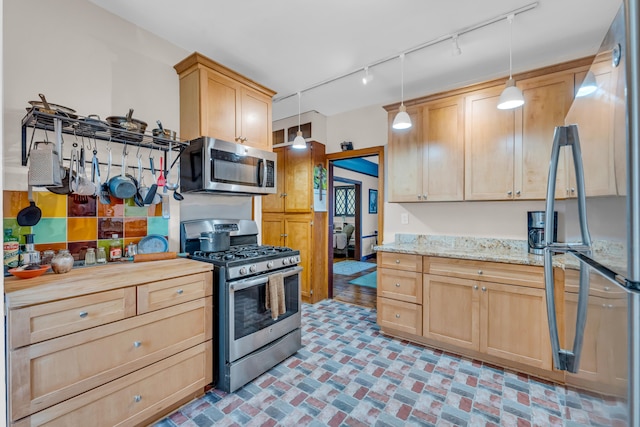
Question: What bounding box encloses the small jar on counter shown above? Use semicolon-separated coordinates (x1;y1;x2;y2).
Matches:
51;249;74;274
96;247;107;264
41;249;55;265
84;248;96;266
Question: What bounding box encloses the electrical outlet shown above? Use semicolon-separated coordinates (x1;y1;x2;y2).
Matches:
400;213;409;224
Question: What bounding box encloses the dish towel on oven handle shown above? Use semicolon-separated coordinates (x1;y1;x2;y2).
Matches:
265;272;286;320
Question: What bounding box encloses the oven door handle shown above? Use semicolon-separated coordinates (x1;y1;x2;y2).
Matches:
229;266;302;292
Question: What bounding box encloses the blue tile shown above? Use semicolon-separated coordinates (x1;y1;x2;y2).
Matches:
33;218;67;243
147;216;169;236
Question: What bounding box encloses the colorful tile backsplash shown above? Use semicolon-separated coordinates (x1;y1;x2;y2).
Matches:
3;190;167;261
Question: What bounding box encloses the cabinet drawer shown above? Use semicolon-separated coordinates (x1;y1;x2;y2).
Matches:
16;342;213;427
8;288;136;349
424;256;544;288
137;272;212;314
377;297;422;336
379;268;422;303
565;267;626;298
9;297;212;422
378;252;422;272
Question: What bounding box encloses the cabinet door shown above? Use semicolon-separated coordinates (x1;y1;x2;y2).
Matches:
423;275;480;351
262;147;285;212
284;217;312;301
465;86;515;200
387;107;423;202
480;282;552;370
284;146;313;212
261;216;285;247
240;87;272;150
203;69;239;144
423;96;464;201
566;59;618;197
515;72;573;199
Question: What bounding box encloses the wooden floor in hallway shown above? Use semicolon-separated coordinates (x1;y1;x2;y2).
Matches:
331;256;377;309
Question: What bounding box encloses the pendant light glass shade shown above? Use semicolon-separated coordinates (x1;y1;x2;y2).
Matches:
497;78;525;110
576;70;598;97
497;15;524;110
392;105;412;130
392;54;412;130
292;92;306;149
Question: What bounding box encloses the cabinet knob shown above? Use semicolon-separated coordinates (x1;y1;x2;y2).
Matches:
423;194;428;200
133;341;142;348
571;188;576;194
395;283;400;287
176;289;184;295
507;191;513;196
604;286;611;291
134;395;142;403
395;314;400;318
282;192;287;197
477;270;483;275
417;195;422;200
608;304;613;308
474;285;478;290
79;311;88;318
395;259;400;264
515;190;521;196
482;287;487;292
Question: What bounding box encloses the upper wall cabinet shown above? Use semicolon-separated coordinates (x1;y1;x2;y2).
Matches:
174;52;276;151
465;72;574;200
387;95;464;202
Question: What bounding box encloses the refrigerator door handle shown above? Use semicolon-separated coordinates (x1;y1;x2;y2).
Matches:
543;125;591;372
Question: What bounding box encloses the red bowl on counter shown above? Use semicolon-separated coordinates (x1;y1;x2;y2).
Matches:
8;265;50;279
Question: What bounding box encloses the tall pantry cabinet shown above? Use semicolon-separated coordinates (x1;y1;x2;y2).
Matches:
262;141;327;303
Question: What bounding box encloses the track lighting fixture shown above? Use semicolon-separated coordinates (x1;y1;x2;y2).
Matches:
497;14;525;110
452;35;462;56
292;92;307;149
362;66;373;85
392;54;412;130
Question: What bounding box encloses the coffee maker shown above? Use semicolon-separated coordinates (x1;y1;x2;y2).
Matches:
527;211;557;255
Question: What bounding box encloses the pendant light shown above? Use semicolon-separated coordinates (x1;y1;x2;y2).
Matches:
497;14;525;110
576;70;598;97
392;54;412;130
292;92;306;149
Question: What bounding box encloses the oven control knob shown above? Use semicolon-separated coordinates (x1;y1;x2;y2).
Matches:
239;267;247;276
283;258;289;265
289;257;297;264
249;265;257;273
267;261;274;269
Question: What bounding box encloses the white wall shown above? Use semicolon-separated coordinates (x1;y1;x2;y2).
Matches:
3;0;190;250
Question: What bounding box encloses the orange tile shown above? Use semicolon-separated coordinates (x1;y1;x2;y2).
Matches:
98;197;125;217
67;217;98;242
34;242;67;253
124;237;143;247
3;190;28;217
34;191;67;217
124;218;148;238
147;203;163;217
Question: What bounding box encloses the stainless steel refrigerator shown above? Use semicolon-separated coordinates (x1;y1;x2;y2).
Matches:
544;1;639;425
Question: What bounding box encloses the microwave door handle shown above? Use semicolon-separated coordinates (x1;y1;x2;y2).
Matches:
257;158;266;188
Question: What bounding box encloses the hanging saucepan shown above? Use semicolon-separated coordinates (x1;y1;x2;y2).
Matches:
106;109;147;142
199;231;230;252
108;151;137;200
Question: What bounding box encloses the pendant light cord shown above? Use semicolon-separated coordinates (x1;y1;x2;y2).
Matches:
508;14;514;79
400;53;405;104
297;92;302;131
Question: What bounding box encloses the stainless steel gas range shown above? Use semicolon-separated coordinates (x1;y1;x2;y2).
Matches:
181;219;302;392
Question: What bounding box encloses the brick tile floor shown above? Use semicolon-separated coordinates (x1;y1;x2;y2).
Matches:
154;300;627;427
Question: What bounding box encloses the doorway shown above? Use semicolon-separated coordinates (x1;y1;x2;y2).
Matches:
326;146;384;309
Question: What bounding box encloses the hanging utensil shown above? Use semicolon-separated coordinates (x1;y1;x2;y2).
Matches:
108;148;137;200
99;146;112;204
172;161;184;201
157;156;166;187
133;152;145;207
17;185;42;227
143;156;159;205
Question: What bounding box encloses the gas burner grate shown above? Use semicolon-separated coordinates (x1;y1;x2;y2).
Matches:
192;245;294;263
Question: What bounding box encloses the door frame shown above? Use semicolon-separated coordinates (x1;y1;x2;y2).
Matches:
326;146;384;299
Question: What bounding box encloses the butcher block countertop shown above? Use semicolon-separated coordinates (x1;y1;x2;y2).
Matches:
4;258;212;309
374;234;625;271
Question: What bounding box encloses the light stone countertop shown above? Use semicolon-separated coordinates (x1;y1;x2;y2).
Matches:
374;234;626;271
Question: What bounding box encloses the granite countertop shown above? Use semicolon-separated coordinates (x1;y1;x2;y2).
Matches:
374;234;626;271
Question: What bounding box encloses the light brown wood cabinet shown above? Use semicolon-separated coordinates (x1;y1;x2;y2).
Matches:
174;52;275;151
423;256;552;371
387;95;464;202
465;71;573;200
564;269;627;397
5;259;213;426
262;141;327;304
377;252;423;336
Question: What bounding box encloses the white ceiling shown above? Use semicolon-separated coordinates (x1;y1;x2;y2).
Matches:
88;0;621;121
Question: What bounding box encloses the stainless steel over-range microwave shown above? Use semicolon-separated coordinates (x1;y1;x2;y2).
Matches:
180;137;276;195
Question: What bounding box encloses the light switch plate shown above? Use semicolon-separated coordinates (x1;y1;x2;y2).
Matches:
400;213;409;224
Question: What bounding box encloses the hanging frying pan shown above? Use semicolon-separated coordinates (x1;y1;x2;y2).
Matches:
17;185;42;226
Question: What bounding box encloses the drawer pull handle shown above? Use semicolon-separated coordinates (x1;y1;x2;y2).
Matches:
133;341;142;348
395;259;400;264
395;283;400;287
474;285;478;290
477;270;483;275
482;287;487;292
134;395;142;403
395;314;400;318
177;289;184;294
79;311;88;318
